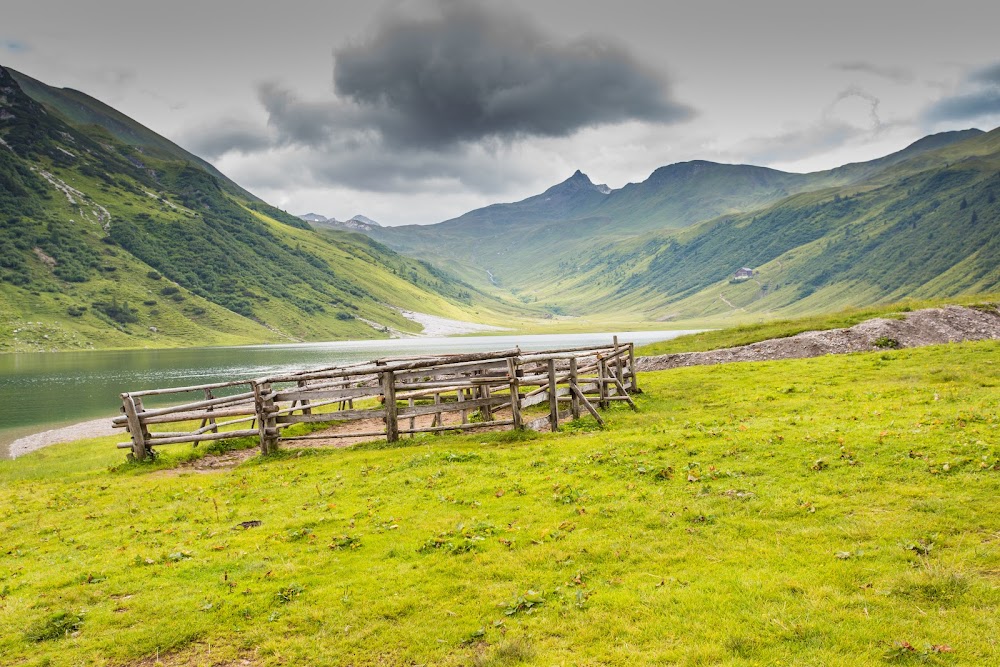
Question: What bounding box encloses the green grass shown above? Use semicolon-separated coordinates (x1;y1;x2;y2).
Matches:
1;341;998;665
637;296;1000;356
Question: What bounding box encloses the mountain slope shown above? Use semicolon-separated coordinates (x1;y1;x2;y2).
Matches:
365;131;981;291
527;127;1000;319
0;66;516;351
5;67;264;205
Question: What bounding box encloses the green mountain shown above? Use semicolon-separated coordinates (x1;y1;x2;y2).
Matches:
5;68;262;204
0;66;515;352
361;128;995;317
366;130;983;293
524;128;1000;319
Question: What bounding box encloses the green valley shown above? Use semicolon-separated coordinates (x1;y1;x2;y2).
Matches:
363;128;999;323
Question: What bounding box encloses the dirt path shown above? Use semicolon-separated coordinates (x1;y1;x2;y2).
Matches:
637;305;1000;372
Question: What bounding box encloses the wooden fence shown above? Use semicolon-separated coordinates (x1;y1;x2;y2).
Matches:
112;340;640;461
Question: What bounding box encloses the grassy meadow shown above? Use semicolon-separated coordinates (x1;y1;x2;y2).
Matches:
0;340;998;665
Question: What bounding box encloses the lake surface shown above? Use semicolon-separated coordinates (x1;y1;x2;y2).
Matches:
0;330;696;458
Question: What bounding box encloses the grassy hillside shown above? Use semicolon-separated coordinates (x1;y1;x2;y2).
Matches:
1;340;997;665
364;131;984;299
6;67;261;203
514;128;1000;320
0;66;522;351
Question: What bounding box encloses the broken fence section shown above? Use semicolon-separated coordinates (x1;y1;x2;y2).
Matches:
112;340;640;461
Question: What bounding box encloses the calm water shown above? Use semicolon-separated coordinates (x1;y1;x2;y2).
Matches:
0;330;696;458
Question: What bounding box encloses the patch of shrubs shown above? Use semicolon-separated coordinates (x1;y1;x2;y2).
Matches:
874;336;901;349
92;298;139;324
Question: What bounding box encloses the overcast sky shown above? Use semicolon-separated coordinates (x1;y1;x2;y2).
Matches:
4;0;1000;224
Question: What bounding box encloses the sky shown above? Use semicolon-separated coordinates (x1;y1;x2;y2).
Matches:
4;0;1000;225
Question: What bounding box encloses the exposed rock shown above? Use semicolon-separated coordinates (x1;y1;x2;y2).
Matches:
638;305;1000;371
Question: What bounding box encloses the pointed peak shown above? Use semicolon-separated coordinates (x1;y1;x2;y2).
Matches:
349;214;380;227
542;169;610;197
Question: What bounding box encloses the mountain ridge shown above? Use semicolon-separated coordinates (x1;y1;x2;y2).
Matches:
360;126;999;316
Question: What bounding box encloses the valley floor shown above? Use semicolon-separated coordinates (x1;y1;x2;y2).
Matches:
0;338;998;665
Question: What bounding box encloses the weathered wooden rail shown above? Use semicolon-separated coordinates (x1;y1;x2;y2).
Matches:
112;340;640;461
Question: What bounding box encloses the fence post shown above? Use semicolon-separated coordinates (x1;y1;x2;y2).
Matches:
628;343;640;394
569;357;581;420
381;370;399;442
458;387;467;424
598;356;609;409
193;388;218;448
121;393;148;461
253;381;279;454
507;357;522;429
613;338;625;397
547;358;559;432
481;381;493;422
297;380;313;415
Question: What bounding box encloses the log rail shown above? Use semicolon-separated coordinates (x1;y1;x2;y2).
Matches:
112;340;640;461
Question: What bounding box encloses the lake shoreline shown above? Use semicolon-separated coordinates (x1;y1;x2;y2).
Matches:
7;416;119;458
2;329;696;459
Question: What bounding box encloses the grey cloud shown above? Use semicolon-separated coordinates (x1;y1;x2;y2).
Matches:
302;148;533;195
826;86;883;130
1;39;30;53
182;119;273;159
178;1;694;196
834;61;913;84
923;60;1000;123
741;87;886;164
970;62;1000;86
257;82;355;146
924;89;1000;123
328;1;693;148
230;141;536;198
741;122;865;165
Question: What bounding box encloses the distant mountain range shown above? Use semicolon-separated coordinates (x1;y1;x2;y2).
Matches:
361;127;999;318
298;213;382;232
0;66;509;351
3;61;997;349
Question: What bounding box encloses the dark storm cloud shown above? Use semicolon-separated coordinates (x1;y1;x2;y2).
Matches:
328;2;693;148
923;61;1000;123
834;61;913;84
181;1;694;195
